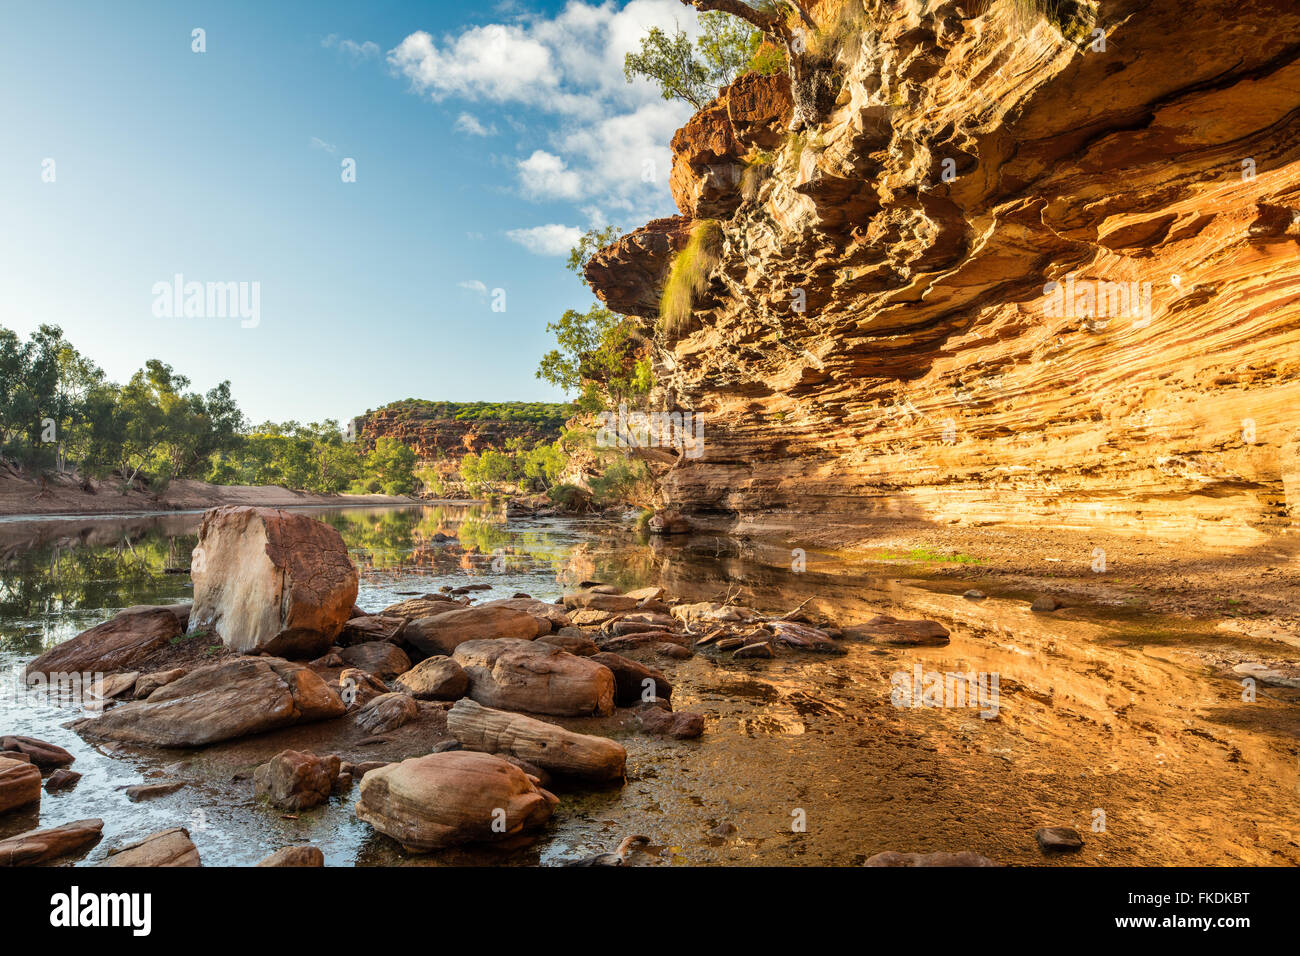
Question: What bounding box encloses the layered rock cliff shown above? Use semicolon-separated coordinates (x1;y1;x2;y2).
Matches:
586;0;1300;548
352;402;569;459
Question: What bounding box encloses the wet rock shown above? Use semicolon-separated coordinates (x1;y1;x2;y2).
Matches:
339;642;412;680
590;652;672;705
0;818;103;866
72;656;346;748
611;611;677;631
189;506;359;658
125;781;186;802
1034;827;1084;853
448;699;626;782
88;671;139;704
24;605;181;680
395;656;469;700
256;845;325;867
708;821;737;838
963;589;986;601
133;668;186;699
1232;662;1300;688
1;735;75;769
715;637;745;651
332;771;353;793
311;652;345;668
654;643;693;660
352;760;390;778
563;591;640;613
100;827;200;867
537;633;600;656
44;769;82;792
1030;596;1063;613
733;641;775;659
635;703;704;739
0;756;42;814
570;609;621;627
771;621;844;653
600;631;681;652
865;850;1000;867
338;615;407;647
647;510;692;535
404;605;543;658
625;586;665;602
843;616;951;646
354;693;420;734
454;639;616;717
254;750;340;811
354;750;558;852
480;597;571;632
380;596;457;619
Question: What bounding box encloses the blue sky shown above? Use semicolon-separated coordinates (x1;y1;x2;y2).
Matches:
0;0;702;425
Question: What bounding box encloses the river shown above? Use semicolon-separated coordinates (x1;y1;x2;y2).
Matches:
1;504;1296;866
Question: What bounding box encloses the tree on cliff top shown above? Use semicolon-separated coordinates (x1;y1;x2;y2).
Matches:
624;11;766;109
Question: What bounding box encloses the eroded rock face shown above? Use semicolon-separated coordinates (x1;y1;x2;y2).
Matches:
254;750;341;811
72;657;346;748
453;639;616;717
447;699;626;782
0;756;41;814
586;0;1300;547
354;750;558;852
190;507;358;658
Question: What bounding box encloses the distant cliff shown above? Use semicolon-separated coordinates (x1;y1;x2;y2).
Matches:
352;400;570;459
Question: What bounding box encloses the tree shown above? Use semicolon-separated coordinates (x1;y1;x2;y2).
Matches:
674;0;837;131
366;437;416;496
566;225;623;287
624;12;761;109
536;304;652;413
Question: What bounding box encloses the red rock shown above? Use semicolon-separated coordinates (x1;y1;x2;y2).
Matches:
190;506;358;658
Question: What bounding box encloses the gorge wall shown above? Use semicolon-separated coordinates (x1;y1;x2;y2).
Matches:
586;0;1300;550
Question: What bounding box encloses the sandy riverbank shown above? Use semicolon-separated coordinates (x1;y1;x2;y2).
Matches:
0;471;421;518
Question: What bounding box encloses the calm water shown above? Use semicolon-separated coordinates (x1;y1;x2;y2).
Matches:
1;505;1297;866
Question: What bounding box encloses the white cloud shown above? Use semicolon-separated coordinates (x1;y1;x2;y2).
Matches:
506;224;584;256
323;35;381;60
517;150;584;200
387;0;704;219
454;112;498;137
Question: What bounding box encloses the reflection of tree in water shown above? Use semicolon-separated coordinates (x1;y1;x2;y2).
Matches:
0;529;192;627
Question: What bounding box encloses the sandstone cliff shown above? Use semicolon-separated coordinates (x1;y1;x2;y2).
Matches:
353;401;569;460
586;0;1300;549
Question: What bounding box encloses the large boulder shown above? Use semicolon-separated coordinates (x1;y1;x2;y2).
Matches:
24;605;182;680
448;699;625;782
189;506;358;658
354;693;419;734
1;736;74;770
354;750;558;852
454;639;616;717
71;657;345;748
0;757;41;814
404;605;542;658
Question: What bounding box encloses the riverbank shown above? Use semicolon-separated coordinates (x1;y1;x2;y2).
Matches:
0;471;420;519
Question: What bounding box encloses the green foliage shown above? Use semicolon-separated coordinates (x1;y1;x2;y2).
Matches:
566;225;623;287
536;304;652;414
624;11;763;109
364;436;417;496
589;457;655;508
660;220;722;334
